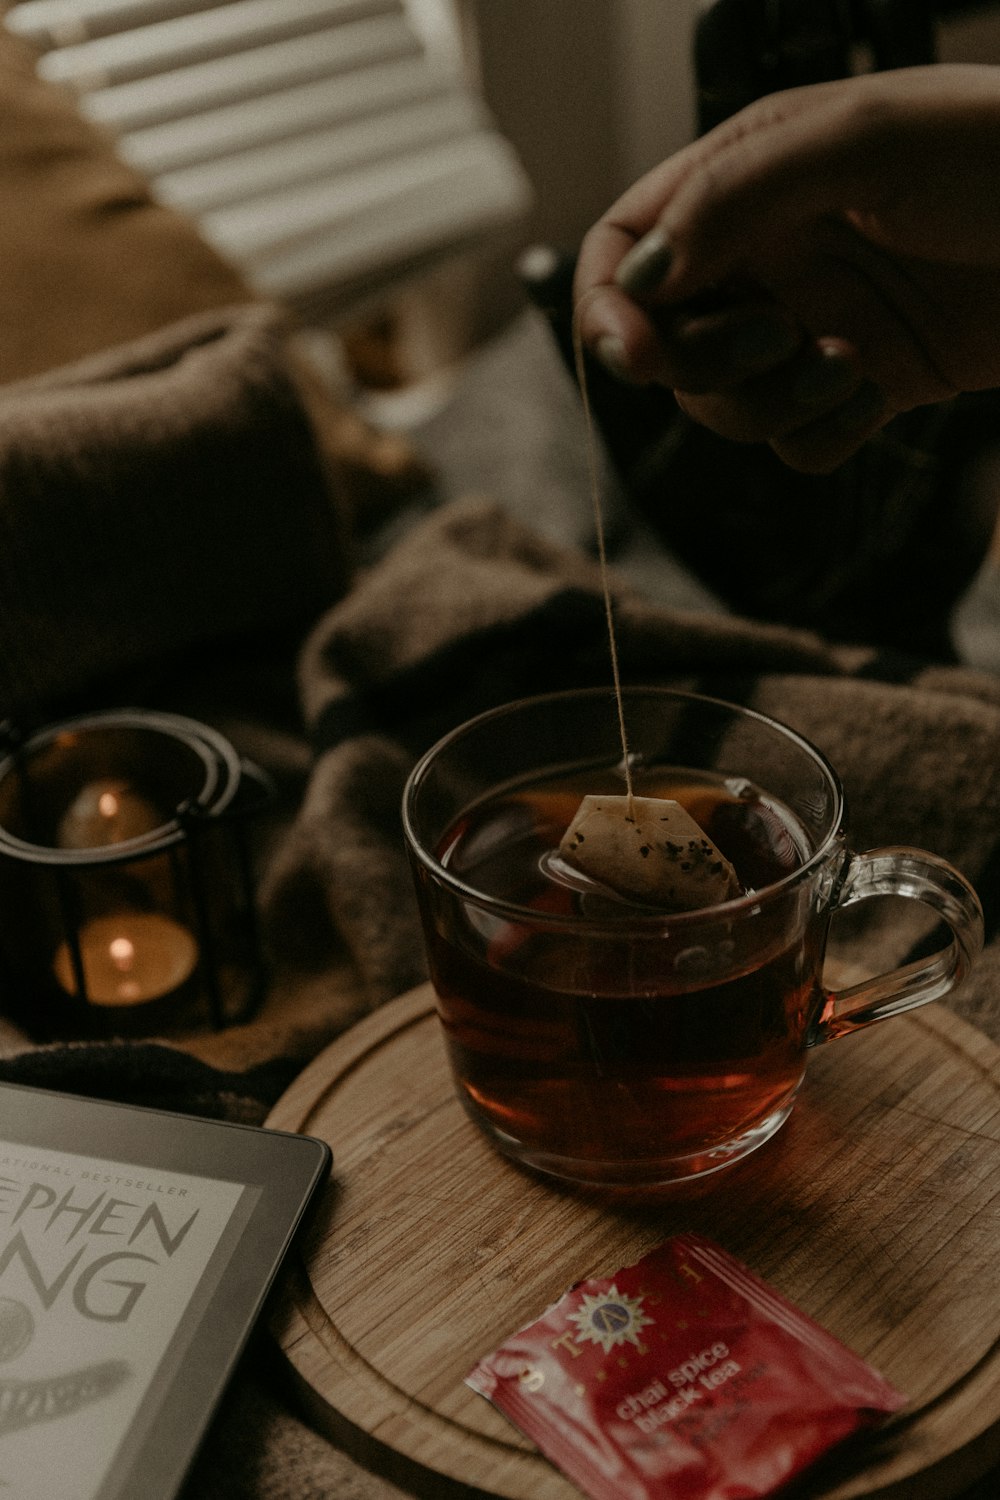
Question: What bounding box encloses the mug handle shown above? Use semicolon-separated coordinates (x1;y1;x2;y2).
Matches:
814;847;984;1044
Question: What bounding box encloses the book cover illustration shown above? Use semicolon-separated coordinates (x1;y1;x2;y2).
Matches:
0;1136;259;1499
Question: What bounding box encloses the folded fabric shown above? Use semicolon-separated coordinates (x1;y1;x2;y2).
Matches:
0;304;351;719
264;495;1000;1045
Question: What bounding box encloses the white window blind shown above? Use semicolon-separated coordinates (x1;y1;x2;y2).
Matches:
5;0;533;313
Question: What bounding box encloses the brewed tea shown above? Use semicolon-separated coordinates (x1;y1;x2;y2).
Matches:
425;765;819;1180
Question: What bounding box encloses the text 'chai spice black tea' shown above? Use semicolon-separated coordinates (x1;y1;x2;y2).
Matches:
468;1233;905;1500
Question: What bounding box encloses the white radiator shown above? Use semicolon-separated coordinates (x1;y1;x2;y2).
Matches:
5;0;533;313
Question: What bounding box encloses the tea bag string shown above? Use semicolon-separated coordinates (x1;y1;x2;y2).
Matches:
572;292;635;811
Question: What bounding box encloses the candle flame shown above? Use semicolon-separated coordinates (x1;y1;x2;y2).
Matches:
109;937;135;972
98;791;120;819
53;914;199;1007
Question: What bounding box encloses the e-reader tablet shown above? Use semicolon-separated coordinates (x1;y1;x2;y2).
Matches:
0;1081;331;1500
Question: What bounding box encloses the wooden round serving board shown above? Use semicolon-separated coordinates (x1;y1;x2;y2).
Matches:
267;984;1000;1500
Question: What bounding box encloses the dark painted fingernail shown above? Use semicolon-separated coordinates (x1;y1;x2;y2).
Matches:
793;349;858;405
616;229;673;296
726;317;800;372
594;335;631;380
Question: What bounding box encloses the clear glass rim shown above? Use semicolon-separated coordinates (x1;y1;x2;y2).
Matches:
402;686;845;930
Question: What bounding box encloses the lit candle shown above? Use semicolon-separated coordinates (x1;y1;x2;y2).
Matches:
52;913;198;1007
57;779;162;850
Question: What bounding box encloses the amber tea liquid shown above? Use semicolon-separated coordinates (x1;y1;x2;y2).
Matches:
424;765;823;1182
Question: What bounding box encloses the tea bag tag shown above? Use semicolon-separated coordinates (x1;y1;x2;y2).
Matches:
559;795;740;910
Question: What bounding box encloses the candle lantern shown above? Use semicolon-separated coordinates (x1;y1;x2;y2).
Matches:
0;710;270;1038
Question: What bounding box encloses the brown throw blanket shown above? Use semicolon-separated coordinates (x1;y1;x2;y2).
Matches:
0;303;350;720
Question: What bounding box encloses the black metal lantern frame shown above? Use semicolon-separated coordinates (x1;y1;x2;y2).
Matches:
0;710;270;1039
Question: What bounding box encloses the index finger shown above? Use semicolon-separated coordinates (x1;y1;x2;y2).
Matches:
574;160;698;381
575;74;884;324
572;225;668;382
576;143;706;290
571;140;743;372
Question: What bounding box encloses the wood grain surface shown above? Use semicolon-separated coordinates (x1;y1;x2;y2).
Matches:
268;985;1000;1499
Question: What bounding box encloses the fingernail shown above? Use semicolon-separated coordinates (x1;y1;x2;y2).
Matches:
726;317;800;372
594;335;630;380
616;229;673;296
793;348;858;405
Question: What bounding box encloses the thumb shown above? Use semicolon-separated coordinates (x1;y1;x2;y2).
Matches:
620;83;887;300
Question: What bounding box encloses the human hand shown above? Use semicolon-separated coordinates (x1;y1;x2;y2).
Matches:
575;65;1000;472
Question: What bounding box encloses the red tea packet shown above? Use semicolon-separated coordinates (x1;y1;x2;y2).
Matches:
466;1233;906;1500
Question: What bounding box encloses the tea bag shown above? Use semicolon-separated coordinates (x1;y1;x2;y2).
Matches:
559;795;740;910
